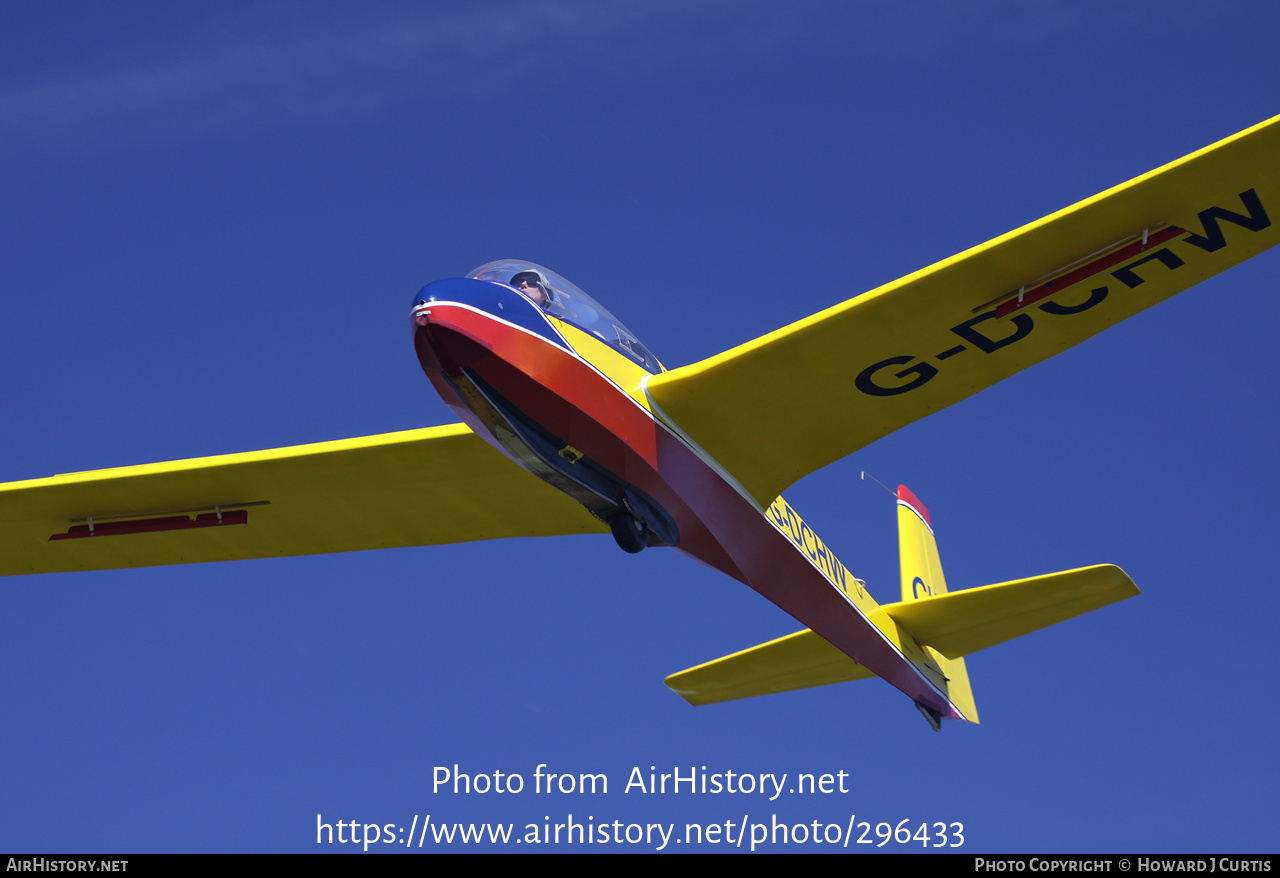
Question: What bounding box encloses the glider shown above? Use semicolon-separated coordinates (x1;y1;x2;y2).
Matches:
3;114;1277;728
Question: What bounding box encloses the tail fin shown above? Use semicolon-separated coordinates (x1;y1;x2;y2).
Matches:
895;486;979;725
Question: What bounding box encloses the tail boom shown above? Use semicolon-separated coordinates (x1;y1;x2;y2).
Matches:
666;486;1138;726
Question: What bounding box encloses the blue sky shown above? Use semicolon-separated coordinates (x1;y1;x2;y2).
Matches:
1;1;1278;853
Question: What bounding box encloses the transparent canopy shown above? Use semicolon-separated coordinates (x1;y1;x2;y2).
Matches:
467;260;662;374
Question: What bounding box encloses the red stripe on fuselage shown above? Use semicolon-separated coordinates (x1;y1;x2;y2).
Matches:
419;303;958;717
420;303;747;581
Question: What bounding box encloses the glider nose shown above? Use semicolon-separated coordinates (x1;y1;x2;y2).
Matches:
413;300;431;326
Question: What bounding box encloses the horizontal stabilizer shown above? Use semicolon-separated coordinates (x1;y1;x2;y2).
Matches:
885;563;1138;659
664;629;876;707
665;564;1136;706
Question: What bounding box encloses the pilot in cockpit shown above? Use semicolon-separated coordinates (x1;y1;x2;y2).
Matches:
510;270;554;308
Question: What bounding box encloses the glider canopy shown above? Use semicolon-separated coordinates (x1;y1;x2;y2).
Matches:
465;259;663;374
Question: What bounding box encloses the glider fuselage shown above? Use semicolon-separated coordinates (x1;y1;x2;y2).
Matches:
16;114;1269;722
410;264;964;721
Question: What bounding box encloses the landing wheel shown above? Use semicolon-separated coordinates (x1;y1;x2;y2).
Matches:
608;512;648;554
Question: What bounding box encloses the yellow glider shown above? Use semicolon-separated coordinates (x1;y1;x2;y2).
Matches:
1;113;1276;720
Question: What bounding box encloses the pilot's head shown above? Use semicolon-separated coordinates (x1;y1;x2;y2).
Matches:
509;270;552;307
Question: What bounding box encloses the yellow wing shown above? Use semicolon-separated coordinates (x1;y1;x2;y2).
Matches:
647;114;1280;506
0;423;603;576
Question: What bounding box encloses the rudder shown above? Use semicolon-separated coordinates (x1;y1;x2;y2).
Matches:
896;486;979;725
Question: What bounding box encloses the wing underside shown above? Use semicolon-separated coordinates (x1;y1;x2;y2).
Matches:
0;423;603;576
647;114;1280;506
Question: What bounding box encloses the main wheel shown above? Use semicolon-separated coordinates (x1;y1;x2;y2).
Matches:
608;512;648;554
